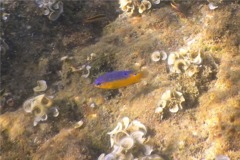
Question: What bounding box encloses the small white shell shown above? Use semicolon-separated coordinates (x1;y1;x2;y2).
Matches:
173;59;189;73
34;94;52;108
160;51;168;60
33;114;48;126
208;2;218;10
60;56;73;61
139;0;152;14
129;120;147;133
151;51;161;62
130;130;145;144
152;0;160;4
119;136;134;150
74;120;84;129
192;51;202;65
161;90;171;100
48;1;63;21
151;51;167;62
81;65;91;78
52;107;59;117
167;52;177;65
33;80;47;92
23;98;35;113
41;114;48;121
97;153;105;160
215;155;230;160
122;117;130;130
112;145;123;155
108;122;122;135
103;153;116;160
143;144;153;156
169;104;179;113
155;107;163;113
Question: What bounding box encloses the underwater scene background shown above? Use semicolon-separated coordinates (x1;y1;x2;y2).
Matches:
0;0;240;159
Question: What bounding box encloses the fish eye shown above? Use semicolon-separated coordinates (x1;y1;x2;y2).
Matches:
96;82;101;86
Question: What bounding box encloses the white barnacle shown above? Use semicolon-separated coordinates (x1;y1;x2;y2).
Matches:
155;106;163;114
208;2;218;10
173;59;189;73
74;120;84;129
35;94;53;108
191;50;202;65
23;97;35;113
167;52;177;66
48;1;63;21
81;65;91;78
169;104;180;113
139;0;152;14
119;136;135;150
121;117;130;130
33;114;48;126
108;122;123;135
51;107;59;117
186;65;199;77
143;144;153;156
152;0;160;4
130;130;146;144
128;120;147;134
33;80;47;92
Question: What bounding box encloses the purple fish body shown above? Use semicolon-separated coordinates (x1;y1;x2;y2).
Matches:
94;70;133;86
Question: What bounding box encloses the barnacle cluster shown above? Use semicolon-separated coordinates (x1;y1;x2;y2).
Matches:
23;94;59;126
151;50;167;62
119;0;160;15
155;90;185;119
168;49;202;77
98;117;163;160
35;0;63;21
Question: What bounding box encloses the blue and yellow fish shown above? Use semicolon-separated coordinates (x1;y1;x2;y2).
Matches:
94;70;143;89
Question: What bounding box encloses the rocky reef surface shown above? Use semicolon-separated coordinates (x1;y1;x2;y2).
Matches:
0;0;239;159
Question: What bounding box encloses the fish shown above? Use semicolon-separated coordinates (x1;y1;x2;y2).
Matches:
94;70;143;89
84;14;106;23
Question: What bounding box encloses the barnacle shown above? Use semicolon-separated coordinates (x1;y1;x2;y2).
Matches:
48;1;63;21
81;65;91;78
172;59;189;73
139;0;152;14
99;117;163;159
151;0;160;5
155;90;185;119
151;50;167;62
119;0;135;14
208;2;218;10
23;94;58;126
119;0;152;15
168;49;203;76
33;80;47;92
189;50;202;65
36;0;63;21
